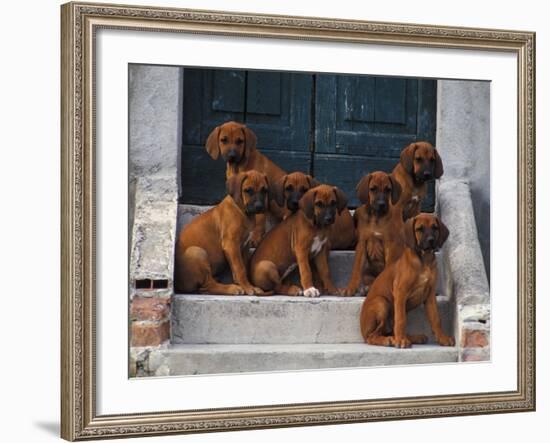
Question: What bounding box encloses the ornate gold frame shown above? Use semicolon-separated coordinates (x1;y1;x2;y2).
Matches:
60;1;536;440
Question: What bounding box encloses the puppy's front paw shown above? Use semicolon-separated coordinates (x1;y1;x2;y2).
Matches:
392;336;412;349
436;335;455;347
303;287;320;298
323;285;341;296
287;285;303;296
242;285;265;296
227;284;245;295
340;286;358;297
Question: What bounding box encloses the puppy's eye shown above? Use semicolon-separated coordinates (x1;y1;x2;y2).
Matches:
329;200;336;207
220;137;229;143
315;201;324;208
432;224;439;230
299;186;307;193
430;157;435;163
384;187;391;193
235;138;244;144
416;225;424;232
261;187;267;194
285;185;293;192
415;157;422;162
369;187;377;192
244;188;254;195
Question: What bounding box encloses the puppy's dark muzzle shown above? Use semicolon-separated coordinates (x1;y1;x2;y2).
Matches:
226;149;240;164
287;199;300;212
421;236;436;250
251;201;265;214
373;199;388;213
322;212;335;226
415;169;433;183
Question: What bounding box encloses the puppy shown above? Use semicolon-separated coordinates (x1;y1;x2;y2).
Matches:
272;172;319;219
205;121;286;245
272;172;355;250
250;185;348;297
392;141;443;220
342;171;403;296
174;170;269;295
359;213;455;348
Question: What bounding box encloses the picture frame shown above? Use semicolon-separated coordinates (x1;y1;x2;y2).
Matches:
61;1;536;440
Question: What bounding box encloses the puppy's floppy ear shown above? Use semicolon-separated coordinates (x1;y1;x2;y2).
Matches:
243;125;257;157
400;143;418;175
356;174;371;205
226;172;246;207
271;175;287;207
205;125;221;160
403;217;418;250
434;148;444;179
389;174;402;205
333;187;348;214
299;188;317;221
437;217;450;248
306;175;321;189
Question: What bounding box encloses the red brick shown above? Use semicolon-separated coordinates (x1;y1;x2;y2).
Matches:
461;328;489;348
131;296;170;321
461;348;490;362
131;320;170;346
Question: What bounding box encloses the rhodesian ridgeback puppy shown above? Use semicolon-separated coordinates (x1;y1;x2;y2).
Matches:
205;121;286;246
250;184;348;297
342;171;403;296
392;141;443;220
359;213;455;348
272;172;355;250
174;170;269;295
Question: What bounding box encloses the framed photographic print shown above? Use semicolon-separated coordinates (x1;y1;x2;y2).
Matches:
61;1;535;440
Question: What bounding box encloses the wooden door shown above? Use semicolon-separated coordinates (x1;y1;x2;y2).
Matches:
180;68;313;204
314;75;437;208
180;69;437;209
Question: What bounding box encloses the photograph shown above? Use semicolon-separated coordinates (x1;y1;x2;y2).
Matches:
59;2;535;439
128;65;490;377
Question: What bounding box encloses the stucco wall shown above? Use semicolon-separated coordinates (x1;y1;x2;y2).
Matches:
128;64;183;288
436;80;491;280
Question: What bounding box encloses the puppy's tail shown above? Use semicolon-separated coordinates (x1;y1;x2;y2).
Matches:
252;260;280;292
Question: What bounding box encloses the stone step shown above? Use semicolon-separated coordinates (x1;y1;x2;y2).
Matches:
171;294;453;344
207;250;445;293
149;343;458;376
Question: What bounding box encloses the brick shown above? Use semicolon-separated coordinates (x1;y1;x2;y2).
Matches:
131;296;170;321
461;347;490;362
131;320;170;347
461;328;489;348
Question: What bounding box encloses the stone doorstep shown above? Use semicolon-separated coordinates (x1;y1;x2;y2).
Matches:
197;250;445;295
146;343;459;376
171;294;453;345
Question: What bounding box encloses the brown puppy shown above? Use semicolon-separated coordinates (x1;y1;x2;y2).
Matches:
205;121;286;245
174;170;269;296
250;185;347;297
273;172;355;250
342;171;403;296
272;172;319;219
359;213;455;348
392;141;443;220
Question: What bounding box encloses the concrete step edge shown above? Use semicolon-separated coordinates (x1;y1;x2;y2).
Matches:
148;343;459;376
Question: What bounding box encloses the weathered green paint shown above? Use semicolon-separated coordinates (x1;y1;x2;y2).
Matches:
181;68;437;209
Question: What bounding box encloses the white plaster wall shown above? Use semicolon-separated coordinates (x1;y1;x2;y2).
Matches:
437;80;491;279
128;65;183;285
